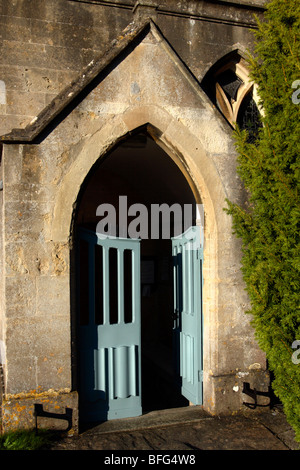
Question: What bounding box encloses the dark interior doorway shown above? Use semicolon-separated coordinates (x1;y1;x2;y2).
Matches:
140;237;189;412
74;132;196;417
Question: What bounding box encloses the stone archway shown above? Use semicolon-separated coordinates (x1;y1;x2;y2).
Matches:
49;101;249;415
73;130;203;420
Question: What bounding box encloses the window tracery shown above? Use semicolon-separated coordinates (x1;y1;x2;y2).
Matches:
202;52;262;141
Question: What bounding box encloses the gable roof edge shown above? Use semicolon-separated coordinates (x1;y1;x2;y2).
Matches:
0;18;152;143
1;17;227;144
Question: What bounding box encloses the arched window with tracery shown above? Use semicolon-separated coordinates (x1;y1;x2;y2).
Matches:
202;51;262;142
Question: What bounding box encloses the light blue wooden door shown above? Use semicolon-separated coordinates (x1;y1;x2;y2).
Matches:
172;225;203;405
77;228;142;421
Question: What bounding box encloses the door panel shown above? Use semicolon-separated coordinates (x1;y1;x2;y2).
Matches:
77;228;142;421
172;225;203;405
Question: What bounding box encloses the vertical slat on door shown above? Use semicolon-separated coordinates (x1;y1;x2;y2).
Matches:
94;244;103;325
131;248;140;323
94;347;106;391
88;242;95;325
124;250;133;324
118;249;124;324
103;246;109;325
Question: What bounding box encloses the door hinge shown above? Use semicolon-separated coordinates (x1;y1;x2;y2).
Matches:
198;370;203;382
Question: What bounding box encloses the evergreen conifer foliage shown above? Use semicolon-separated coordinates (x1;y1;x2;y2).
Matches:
225;0;300;442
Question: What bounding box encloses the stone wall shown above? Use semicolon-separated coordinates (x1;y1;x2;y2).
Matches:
0;0;268;433
0;0;265;136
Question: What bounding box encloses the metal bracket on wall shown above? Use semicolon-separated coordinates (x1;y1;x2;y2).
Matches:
34;403;73;433
242;382;273;410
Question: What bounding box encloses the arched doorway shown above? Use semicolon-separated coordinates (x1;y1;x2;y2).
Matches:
73;131;203;424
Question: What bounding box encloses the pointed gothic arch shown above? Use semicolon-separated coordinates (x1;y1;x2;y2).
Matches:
51;102;242;416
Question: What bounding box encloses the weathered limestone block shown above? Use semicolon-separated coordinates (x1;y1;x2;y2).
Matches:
1;390;78;434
